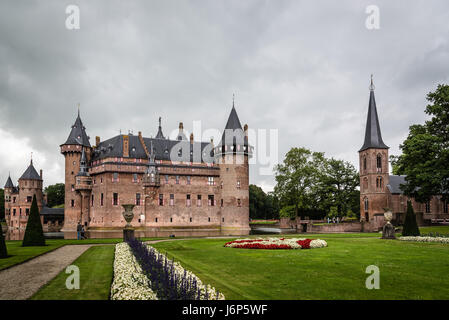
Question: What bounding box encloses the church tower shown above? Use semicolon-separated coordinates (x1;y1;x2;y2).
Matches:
214;99;252;232
359;76;389;222
60;109;91;234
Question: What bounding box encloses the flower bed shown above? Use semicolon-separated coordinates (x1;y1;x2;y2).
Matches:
224;237;328;249
399;236;449;244
110;243;158;300
128;239;225;300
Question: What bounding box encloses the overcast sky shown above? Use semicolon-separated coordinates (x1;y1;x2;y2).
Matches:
1;0;448;192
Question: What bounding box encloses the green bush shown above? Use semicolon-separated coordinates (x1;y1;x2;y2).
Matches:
0;224;7;258
22;194;46;247
402;200;420;237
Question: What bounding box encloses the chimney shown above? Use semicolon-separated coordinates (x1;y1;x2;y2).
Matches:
40;169;43;180
96;136;100;146
244;124;248;136
179;122;184;130
138;131;142;138
210;137;214;148
190;133;194;144
123;135;129;157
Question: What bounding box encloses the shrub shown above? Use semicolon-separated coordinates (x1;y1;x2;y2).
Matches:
402;200;420;237
0;224;7;258
22;194;46;246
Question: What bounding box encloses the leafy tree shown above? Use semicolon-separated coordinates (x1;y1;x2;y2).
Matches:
22;194;45;247
393;84;449;203
0;222;7;258
274;147;325;219
402;201;420;236
44;183;65;208
318;158;359;217
249;185;280;219
0;188;4;221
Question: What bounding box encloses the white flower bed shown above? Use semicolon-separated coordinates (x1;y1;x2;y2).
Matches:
399;236;449;244
224;237;328;249
110;243;158;300
147;245;225;300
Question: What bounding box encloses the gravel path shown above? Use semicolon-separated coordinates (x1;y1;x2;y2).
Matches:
0;245;92;300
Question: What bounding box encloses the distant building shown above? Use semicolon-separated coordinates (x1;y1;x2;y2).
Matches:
4;160;64;232
359;78;449;229
60;103;252;238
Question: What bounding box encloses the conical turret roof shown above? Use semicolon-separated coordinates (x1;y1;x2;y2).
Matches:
63;111;91;147
4;175;14;188
19;160;42;181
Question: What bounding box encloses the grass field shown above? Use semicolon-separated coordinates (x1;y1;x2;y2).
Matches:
0;237;160;270
152;232;449;300
31;245;115;300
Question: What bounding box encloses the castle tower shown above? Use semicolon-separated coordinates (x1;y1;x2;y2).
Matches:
4;174;15;224
75;148;93;227
214;99;252;232
359;76;389;223
18;159;44;210
60;110;91;234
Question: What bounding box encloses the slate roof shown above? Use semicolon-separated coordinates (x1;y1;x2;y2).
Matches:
217;106;248;147
62;112;91;147
359;88;389;152
40;206;64;216
4;175;14;188
19;160;42;181
387;175;407;194
91;134;214;163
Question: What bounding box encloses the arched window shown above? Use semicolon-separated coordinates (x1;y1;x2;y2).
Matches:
363;177;368;191
364;198;369;212
363;156;367;171
376;154;382;173
376;176;383;190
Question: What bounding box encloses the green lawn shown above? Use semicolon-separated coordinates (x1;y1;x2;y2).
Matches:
31;245;115;300
0;237;160;271
152;233;449;300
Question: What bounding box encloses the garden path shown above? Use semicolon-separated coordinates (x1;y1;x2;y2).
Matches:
0;244;92;300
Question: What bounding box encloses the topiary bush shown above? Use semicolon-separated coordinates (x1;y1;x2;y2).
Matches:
402;200;420;237
22;194;46;247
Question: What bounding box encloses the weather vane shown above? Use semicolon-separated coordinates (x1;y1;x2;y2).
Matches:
369;74;375;91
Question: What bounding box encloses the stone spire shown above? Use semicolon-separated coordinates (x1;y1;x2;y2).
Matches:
359;75;389;152
4;174;14;189
155;116;165;139
77;148;89;176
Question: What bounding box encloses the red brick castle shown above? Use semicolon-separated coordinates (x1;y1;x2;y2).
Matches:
60;103;253;238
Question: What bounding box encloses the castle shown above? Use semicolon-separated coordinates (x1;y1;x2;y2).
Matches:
60;103;252;238
359;78;448;229
3;160;64;237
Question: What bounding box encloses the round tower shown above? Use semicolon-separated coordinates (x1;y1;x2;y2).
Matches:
18;159;44;213
60;110;91;236
214;102;253;233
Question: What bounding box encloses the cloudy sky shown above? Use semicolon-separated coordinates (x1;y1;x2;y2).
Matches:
1;0;448;192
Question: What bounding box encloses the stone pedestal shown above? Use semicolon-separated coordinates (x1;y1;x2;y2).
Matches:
382;222;396;239
123;228;135;242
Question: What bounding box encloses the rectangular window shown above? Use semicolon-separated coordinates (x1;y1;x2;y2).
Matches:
101;193;104;206
237;180;241;189
176;175;179;184
221;199;223;207
165;175;169;184
197;195;202;207
26;196;32;203
13;197;16;203
91;195;94;207
208;217;211;222
187;176;191;185
71;199;75;207
170;194;174;206
155;217;158;223
189;217;192;222
208;177;214;186
170;217;173;223
133;174;138;183
136;193;141;206
159;194;164;206
237;198;242;207
186;194;191;207
208;195;214;206
13;209;16;216
425;201;431;213
26;208;30;215
113;172;119;182
113;193;119;206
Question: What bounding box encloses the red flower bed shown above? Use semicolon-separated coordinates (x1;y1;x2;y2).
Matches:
230;243;293;250
296;239;312;249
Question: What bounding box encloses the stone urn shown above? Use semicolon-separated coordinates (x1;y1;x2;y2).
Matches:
122;204;135;241
382;210;396;239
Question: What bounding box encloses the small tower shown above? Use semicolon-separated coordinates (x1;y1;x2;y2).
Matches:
75;148;93;227
60;109;91;235
214;97;252;232
4;174;15;224
18;158;44;222
359;76;389;223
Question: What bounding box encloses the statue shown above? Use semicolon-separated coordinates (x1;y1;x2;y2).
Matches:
122;204;136;242
382;210;396;239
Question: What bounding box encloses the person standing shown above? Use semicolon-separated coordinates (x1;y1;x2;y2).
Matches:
76;222;82;240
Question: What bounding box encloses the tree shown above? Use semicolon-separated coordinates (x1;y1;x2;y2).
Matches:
274;147;325;219
393;84;449;203
44;183;65;208
0;189;4;221
318;158;360;217
402;201;420;236
249;185;280;219
22;194;45;247
0;223;7;258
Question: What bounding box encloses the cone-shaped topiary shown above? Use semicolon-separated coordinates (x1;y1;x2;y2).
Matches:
22;194;46;246
0;223;7;258
402;200;420;236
